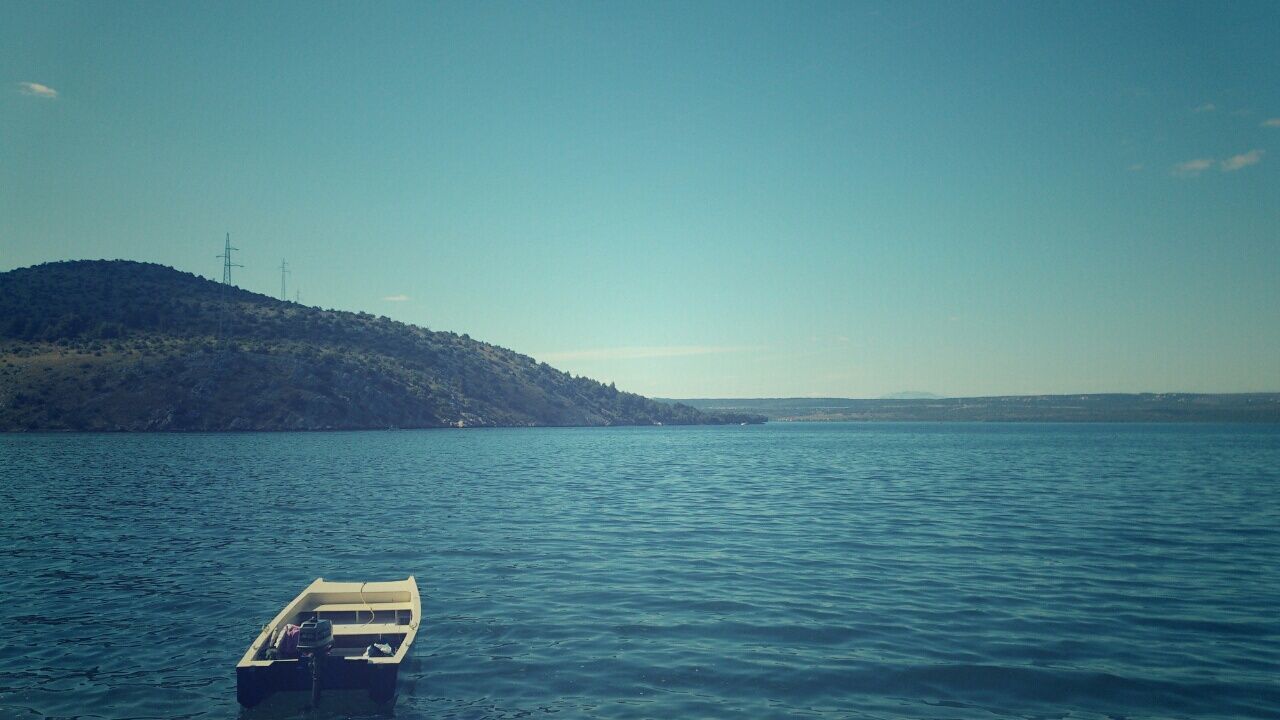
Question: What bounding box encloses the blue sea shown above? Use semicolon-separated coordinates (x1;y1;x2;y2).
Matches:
1;423;1278;719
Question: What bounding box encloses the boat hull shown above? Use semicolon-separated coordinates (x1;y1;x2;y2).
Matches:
237;656;399;707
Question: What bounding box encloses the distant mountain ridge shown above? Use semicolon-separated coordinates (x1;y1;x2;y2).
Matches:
0;260;765;431
668;395;1280;423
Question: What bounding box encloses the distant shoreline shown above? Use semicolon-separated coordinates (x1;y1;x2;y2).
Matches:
663;394;1280;424
0;421;763;435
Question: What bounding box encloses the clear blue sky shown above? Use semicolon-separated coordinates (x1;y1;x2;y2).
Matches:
3;1;1277;397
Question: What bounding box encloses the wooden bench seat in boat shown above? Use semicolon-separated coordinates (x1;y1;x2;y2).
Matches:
312;602;409;613
329;623;407;637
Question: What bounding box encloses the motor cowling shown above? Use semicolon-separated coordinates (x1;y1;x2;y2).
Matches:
297;618;334;654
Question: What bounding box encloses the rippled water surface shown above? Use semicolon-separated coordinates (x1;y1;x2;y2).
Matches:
2;423;1279;719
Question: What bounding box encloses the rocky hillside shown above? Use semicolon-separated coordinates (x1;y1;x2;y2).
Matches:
0;261;765;431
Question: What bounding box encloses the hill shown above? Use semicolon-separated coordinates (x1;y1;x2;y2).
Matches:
0;260;765;431
669;395;1280;423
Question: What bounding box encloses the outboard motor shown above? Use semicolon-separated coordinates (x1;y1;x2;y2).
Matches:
298;618;334;706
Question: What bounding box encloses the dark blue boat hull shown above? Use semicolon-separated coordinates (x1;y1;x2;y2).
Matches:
237;656;399;707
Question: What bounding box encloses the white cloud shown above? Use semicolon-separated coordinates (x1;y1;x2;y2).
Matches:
1262;118;1280;128
539;345;749;362
381;294;410;302
18;81;57;99
1220;149;1264;172
1193;102;1216;113
1127;163;1144;172
1172;158;1213;177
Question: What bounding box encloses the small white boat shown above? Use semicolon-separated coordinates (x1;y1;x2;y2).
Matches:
236;576;420;707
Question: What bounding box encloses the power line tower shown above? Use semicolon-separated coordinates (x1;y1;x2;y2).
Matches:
279;258;290;301
218;232;243;284
215;232;244;342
